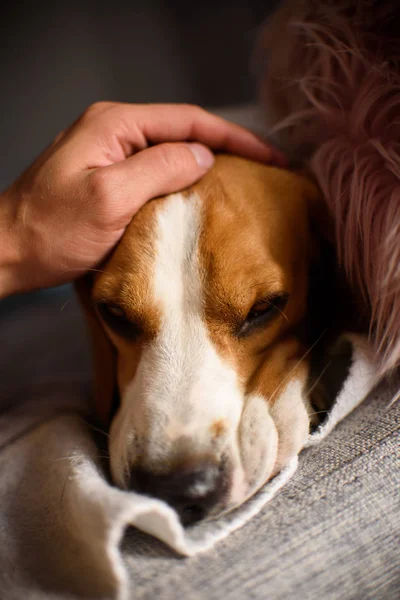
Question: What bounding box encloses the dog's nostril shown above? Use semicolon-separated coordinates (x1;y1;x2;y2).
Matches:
129;464;225;526
181;504;206;526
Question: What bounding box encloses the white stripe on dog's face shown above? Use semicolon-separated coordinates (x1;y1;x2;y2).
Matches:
109;193;244;494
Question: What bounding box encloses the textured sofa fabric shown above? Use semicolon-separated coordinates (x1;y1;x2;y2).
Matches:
0;286;399;600
122;382;400;600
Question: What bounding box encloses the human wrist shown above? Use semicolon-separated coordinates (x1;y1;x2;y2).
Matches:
0;187;25;299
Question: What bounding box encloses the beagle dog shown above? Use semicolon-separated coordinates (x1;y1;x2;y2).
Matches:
78;155;342;525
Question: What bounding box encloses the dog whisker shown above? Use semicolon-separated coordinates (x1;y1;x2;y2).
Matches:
269;330;327;402
306;409;330;418
305;360;332;397
53;454;110;463
60;473;70;511
59;299;71;312
84;268;109;275
275;304;290;325
85;422;110;439
58;267;108;275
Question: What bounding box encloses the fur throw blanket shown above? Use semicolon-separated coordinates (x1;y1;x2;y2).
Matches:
259;0;400;376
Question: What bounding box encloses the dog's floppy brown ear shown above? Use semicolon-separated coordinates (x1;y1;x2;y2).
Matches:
75;276;116;428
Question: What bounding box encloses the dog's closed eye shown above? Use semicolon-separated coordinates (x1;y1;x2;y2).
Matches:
238;293;289;338
96;302;141;340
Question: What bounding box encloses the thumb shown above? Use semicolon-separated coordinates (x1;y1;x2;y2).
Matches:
107;141;215;214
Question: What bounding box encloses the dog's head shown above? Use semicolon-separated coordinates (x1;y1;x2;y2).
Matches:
78;155;339;524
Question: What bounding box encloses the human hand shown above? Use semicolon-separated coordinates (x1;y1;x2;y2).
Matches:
0;102;286;298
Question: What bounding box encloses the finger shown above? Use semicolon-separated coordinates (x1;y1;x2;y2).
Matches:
117;104;288;166
91;142;216;222
73;103;287;168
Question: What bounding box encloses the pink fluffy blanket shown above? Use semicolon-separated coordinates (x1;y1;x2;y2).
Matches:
259;0;400;376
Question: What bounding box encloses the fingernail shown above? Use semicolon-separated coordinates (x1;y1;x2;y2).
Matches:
187;143;215;169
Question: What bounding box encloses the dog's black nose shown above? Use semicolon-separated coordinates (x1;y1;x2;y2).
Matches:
129;464;225;526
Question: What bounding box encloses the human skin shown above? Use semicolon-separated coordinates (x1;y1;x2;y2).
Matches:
0;102;286;299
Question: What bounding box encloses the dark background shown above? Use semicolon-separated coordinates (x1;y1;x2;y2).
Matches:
0;0;279;189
